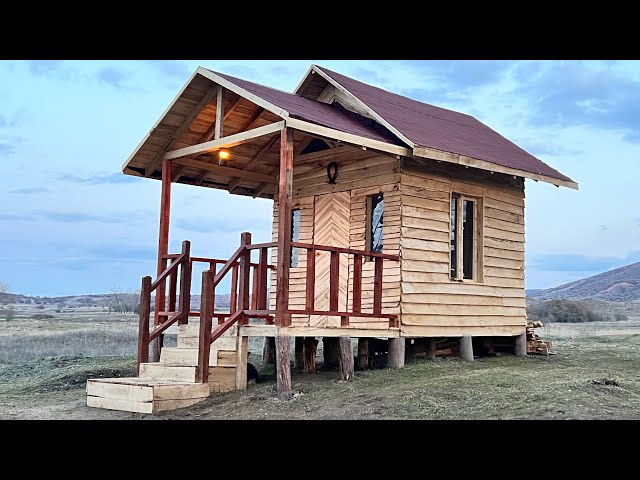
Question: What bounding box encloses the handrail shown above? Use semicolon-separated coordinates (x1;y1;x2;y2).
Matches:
150;252;185;291
213;246;245;286
290;242;399;260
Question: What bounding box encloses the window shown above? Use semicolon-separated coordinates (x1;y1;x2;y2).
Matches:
366;193;384;253
291;209;301;267
450;193;482;281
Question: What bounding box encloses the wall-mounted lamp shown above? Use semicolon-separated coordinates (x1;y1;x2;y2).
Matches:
218;149;230;166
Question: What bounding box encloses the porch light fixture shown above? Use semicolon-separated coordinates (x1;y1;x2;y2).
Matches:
218;149;230;166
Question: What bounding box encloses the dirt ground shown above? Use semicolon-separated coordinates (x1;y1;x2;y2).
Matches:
1;312;640;420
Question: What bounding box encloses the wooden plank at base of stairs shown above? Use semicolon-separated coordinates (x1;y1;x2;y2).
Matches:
217;350;236;366
177;336;237;350
178;323;238;338
155;397;208;412
153;382;210;400
87;395;153;414
209;366;236;392
161;347;218;366
139;363;196;382
86;380;153;402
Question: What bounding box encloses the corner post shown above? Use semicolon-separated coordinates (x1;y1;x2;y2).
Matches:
238;232;251;324
137;276;152;374
275;127;293;328
388;337;405;369
460;336;474;362
152;158;172;362
514;332;527;357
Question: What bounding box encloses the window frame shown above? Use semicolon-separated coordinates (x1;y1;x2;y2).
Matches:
365;193;384;256
450;192;483;283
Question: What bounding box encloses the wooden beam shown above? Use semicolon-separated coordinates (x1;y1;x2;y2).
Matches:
215;86;224;140
227;135;278;192
285;117;410;157
173;157;276;183
200;94;243;143
145;86;218;176
164;121;285;161
238;107;265;133
239;325;401;338
338;337;354;380
275;127;293;327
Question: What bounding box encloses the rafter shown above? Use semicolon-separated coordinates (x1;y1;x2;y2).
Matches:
144;85;218;177
173;158;276;183
227;135;279;192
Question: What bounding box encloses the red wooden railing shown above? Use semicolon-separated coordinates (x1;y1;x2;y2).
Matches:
137;240;192;372
138;232;400;383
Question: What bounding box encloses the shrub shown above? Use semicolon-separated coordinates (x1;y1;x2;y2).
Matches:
36;305;45;310
614;313;629;321
527;299;607;323
31;313;55;320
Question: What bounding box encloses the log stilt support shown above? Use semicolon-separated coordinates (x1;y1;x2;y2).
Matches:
263;337;275;365
357;338;369;370
514;332;527;358
323;337;339;368
428;338;437;359
294;337;304;370
388;338;405;369
275;336;292;399
459;336;474;362
338;336;354;381
303;337;318;373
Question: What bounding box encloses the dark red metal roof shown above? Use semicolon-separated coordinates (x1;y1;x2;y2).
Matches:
315;66;575;184
211;70;403;147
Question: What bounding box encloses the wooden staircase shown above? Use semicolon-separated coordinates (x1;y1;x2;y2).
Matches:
86;324;241;414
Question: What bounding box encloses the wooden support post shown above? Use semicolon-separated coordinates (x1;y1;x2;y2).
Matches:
428;338;437;359
294;337;304;370
168;260;177;313
275;336;292;399
275;128;293;327
214;85;224;141
303;337;318;373
152;159;172;362
388;338;405;369
137;276;152;374
352;254;362;314
357;338;369;370
230;264;238;314
329;251;339;312
338;337;354;381
323;337;339;368
514;332;527;358
373;257;383;315
251;265;259;310
305;248;315;310
235;335;248;390
197;271;214;383
238;232;251;325
263;337;276;365
460;336;474;362
178;240;191;325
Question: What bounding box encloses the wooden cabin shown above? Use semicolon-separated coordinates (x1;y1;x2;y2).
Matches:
86;64;577;413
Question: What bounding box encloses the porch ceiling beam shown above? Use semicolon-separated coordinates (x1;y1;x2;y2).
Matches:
163;121;285;161
145;85;218;177
199;93;243;144
239;107;266;133
227;134;279;192
285;118;410;157
173;157;277;184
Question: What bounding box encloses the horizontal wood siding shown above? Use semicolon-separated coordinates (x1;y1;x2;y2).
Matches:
400;159;527;337
269;151;401;330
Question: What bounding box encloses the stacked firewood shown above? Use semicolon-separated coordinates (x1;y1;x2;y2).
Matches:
526;320;552;355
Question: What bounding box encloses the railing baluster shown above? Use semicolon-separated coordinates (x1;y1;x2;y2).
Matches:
137;276;152;374
197;270;213;383
251;264;259;310
230;264;238;314
305;248;315;311
373;256;383;316
168;259;177;313
353;254;362;314
238;232;251;325
330;250;339;312
257;247;268;310
178;240;191;325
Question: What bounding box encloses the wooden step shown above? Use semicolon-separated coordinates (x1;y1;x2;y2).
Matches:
160;347;237;367
86;378;211;413
139;363;198;382
177;335;237;350
178;323;238;339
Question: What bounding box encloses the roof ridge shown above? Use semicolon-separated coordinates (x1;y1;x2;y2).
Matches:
204;67;299;97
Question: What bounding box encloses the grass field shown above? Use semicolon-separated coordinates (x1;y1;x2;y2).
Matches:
1;306;639;419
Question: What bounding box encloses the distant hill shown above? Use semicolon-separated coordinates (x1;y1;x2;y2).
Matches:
531;262;640;302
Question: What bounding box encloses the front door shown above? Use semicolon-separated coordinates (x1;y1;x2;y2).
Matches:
310;191;350;326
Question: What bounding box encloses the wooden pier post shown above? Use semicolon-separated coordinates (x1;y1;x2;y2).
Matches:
357;338;369;369
303;337;318;373
460;336;474;362
338;337;354;381
388;338;405;369
275;336;292;399
514;332;527;357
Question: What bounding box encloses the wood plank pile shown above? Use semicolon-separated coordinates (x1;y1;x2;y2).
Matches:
526;320;552;355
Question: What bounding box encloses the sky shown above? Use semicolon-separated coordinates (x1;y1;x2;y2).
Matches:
0;59;638;296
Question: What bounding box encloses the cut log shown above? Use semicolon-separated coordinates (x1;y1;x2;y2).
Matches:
514;332;527;357
357;338;369;369
459;336;474;362
388;338;405;369
428;338;437;359
275;336;292;399
338;337;354;381
303;337;319;373
294;337;304;370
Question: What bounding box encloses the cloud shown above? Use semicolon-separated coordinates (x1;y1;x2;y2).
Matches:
40;211;123;224
403;60;514;91
222;65;260;79
515;138;582;158
599;225;609;232
0;143;15;155
176;217;271;234
0;114;14;127
0;213;34;221
529;251;640;273
512;61;640;141
145;60;191;83
25;60;65;76
96;67;130;89
9;187;51;194
60;173;141;185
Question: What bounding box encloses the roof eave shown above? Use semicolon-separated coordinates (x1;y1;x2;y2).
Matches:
413;145;579;190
